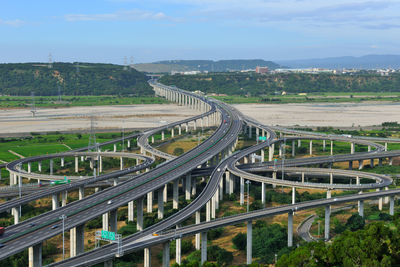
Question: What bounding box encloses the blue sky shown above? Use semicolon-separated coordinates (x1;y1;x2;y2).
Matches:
1;0;399;64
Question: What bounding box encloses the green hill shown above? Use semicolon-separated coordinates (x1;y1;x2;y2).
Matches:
159;72;400;96
134;59;281;73
0;63;152;96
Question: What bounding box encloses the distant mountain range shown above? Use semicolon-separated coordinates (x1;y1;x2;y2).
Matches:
134;59;281;73
277;55;400;69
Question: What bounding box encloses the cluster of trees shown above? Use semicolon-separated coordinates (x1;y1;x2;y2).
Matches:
0;63;152;96
278;214;400;266
159;72;400;95
232;222;292;264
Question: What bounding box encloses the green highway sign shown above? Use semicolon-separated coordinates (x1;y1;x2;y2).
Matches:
101;230;116;241
258;136;267;141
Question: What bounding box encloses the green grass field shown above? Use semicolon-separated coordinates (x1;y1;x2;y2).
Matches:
0;95;168;108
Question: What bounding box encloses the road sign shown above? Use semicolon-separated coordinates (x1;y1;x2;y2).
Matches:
258;136;267;141
101;230;116;241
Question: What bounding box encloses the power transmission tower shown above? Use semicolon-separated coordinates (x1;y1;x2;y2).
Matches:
48;53;53;69
30;92;36;117
88;115;97;151
129;56;134;69
123;56;128;71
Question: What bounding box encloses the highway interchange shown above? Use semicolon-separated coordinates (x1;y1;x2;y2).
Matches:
1;80;400;266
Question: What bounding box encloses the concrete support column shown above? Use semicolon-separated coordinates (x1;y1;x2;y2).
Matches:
195;211;201;250
269;144;274;161
75;157;79;173
38;162;42;172
201;232;207;265
161;131;165;141
288;211;293;247
102;213;109;231
246;221;253;264
113;144;117;152
327;190;332;199
349;161;353;170
173;179;179;209
120;157;124;170
384;186;389;204
330;173;333;184
185;174;191;200
109;209;117;233
292;187;296;204
330;141;333;155
261;182;265;205
389;157;393;166
151;136;155;144
28;243;42;267
192;177;197;196
127;140;131;148
370;159;374;168
261;149;265;162
309;140;313;155
162;242;170;267
104;260;113;267
358;199;364;217
351;142;355;154
176;225;181;265
292;141;295;157
298;139;301;148
78;186;84;200
28;162;32;173
147;191;153;213
385;142;388;151
144;248;151;267
158;189;164;219
229;173;234;194
325;205;331;240
225;172;230;194
377;188;383;211
240;177;244;205
128;201;134;222
358;160;364;170
137;197;144;231
390;196;395;216
61;191;67;207
163;184;168;203
12;207;20;224
206;201;211;222
302;172;305;183
52;194;59;210
70;224;85;257
178;125;182;135
171;128;175;138
323;140;326;151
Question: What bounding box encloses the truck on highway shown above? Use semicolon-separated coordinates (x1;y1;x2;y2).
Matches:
50;176;71;186
0;227;5;236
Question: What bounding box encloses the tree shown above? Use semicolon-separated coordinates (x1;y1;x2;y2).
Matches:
232;232;246;250
345;213;365;231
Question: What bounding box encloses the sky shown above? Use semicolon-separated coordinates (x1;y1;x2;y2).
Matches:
0;0;399;64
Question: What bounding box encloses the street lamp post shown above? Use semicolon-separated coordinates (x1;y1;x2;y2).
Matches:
246;180;251;212
60;214;67;260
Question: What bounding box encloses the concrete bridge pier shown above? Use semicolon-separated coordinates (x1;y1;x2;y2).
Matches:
61;191;67;207
158;189;164;219
377;188;383;211
309;140;313;155
195;211;201;250
325;205;331;240
358;199;364;217
288;211;293;247
292;141;295;157
137;197;144;231
113;144;117;152
390;196;395;216
323;140;326;151
261;182;265;206
272;171;277;189
176;225;181;264
12;207;20;224
247;220;253;264
144;248;151;267
102;213;109;231
370;159;374;168
292;187;296;204
298;139;301;148
28;162;31;173
75;157;79;173
70;224;85;257
330;173;333;184
49;159;53;175
162;242;170;267
120;157;124;170
79;186;84;200
351;143;355;154
358;160;364;170
201;232;208;265
185;174;191;200
38;162;42;172
28;243;42;267
104;260;112;267
128;201;135;222
52;194;59;210
161;131;165;141
269;144;274;161
151;136;155;143
173;179;179;209
330;141;333;155
348;161;353;170
147;192;153;213
240;177;244;205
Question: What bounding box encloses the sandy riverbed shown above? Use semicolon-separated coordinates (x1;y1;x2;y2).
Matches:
233;102;400;128
0;102;399;135
0;104;200;135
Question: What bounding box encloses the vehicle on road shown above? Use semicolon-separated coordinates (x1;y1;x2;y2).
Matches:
50;176;71;186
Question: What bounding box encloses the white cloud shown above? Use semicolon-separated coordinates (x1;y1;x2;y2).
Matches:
65;9;171;22
0;18;24;27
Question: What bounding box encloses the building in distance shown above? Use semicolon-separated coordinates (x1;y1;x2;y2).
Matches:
256;66;269;74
